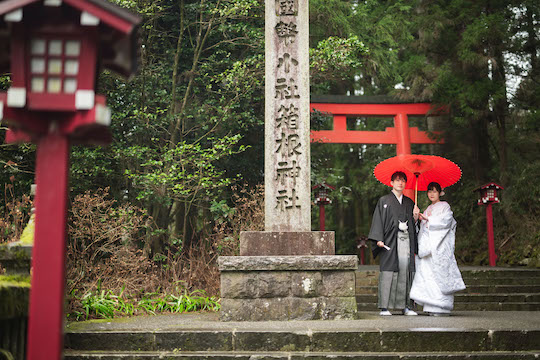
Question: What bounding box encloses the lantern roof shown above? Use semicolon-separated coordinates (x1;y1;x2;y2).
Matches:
473;182;504;192
312;182;335;191
0;0;140;33
0;0;141;78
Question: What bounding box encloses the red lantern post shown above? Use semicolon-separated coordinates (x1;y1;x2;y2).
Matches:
0;1;140;359
474;182;504;267
312;182;335;231
356;236;368;265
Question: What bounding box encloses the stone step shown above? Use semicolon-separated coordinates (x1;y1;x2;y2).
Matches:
356;294;540;303
459;285;540;294
460;269;540;278
356;302;540;311
64;329;540;353
355;268;540;284
461;278;540;285
64;350;540;359
356;285;540;295
356;276;540;286
454;302;540;311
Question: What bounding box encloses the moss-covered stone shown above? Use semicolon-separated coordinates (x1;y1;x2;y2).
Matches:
0;245;32;275
0;275;30;319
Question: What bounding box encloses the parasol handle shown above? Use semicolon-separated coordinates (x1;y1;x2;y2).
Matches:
414;173;419;204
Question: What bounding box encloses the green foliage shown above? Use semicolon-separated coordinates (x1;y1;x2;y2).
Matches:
209;200;235;223
69;284;220;321
0;75;11;91
310;36;368;93
124;135;247;204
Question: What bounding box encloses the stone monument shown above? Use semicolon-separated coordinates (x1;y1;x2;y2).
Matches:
219;0;358;321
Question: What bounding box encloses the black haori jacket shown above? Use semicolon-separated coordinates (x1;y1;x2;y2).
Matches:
368;193;418;272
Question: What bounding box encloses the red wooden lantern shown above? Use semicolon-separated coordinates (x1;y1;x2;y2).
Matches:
0;0;140;143
312;182;335;231
313;181;334;205
474;182;504;267
0;1;140;359
474;182;503;205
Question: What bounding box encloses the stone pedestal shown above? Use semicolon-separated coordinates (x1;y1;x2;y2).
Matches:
240;231;334;256
219;255;358;321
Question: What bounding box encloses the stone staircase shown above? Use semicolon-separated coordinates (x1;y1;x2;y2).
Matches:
356;266;540;312
64;328;540;359
64;310;540;359
63;267;540;359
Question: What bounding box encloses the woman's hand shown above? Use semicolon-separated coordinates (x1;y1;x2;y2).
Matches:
419;213;428;221
413;204;420;221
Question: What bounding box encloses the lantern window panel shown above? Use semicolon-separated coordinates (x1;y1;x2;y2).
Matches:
31;77;45;92
48;59;63;74
65;41;81;56
31;58;45;73
47;78;62;93
64;78;77;93
48;40;63;56
31;39;46;55
28;37;85;94
64;60;79;75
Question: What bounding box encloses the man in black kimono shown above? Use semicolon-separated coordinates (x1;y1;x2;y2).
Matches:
369;171;419;316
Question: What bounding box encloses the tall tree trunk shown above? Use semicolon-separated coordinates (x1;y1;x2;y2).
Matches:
492;49;508;185
170;0;186;117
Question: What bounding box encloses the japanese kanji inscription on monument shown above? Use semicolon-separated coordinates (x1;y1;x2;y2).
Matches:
265;0;310;231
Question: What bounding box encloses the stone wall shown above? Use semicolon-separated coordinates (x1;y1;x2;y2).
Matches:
219;255;358;321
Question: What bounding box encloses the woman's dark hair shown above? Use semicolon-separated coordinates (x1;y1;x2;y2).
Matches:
391;171;407;182
427;182;442;193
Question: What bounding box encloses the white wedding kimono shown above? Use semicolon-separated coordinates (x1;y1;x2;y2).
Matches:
410;201;466;313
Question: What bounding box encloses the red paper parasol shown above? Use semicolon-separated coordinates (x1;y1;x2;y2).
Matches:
373;154;462;203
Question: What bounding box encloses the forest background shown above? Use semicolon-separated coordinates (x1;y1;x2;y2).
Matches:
1;0;539;314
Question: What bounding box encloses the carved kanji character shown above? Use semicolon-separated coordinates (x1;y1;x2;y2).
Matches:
275;132;302;157
276;160;301;185
286;188;301;210
275;78;300;100
275;21;298;46
276;104;299;129
277;53;298;74
276;190;289;211
276;0;297;16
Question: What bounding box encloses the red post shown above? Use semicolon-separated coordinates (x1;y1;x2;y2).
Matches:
360;246;365;265
27;133;69;360
319;204;325;231
485;202;497;267
394;113;414;200
394;113;411;155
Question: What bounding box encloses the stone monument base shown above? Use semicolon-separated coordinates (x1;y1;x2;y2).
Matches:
219;255;358;321
240;231;335;256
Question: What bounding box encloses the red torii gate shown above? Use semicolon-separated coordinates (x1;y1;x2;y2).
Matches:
310;95;444;199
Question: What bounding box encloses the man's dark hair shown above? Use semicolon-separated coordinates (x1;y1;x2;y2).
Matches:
391;171;407;182
427;182;442;193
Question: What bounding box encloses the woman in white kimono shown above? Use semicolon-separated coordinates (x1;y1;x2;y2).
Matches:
410;182;466;315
